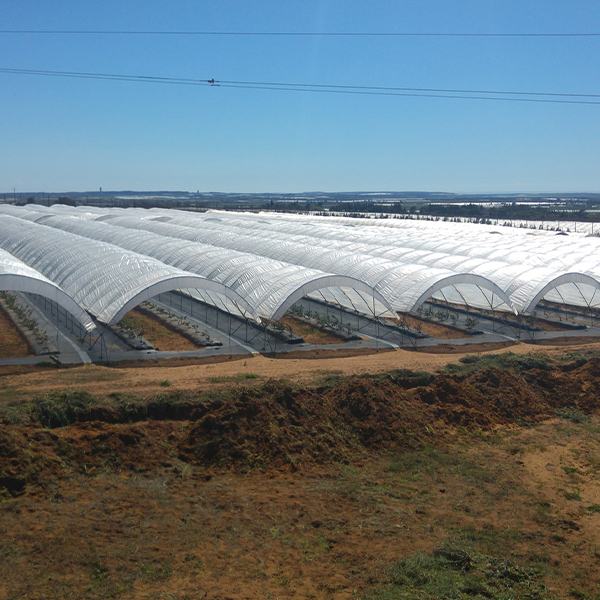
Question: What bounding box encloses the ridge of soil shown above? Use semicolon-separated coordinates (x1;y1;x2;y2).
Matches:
2;357;598;476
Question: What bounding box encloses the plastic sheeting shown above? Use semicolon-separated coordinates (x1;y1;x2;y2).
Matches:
0;209;395;321
0;247;96;331
3;205;600;316
19;213;394;320
41;209;512;314
0;215;260;324
99;210;516;313
161;209;600;313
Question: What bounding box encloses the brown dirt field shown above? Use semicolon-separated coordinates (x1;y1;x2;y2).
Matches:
1;357;600;598
121;308;199;351
0;304;32;358
410;340;517;354
502;312;576;332
279;315;344;344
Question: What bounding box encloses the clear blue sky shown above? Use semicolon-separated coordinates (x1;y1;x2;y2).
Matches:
1;1;599;194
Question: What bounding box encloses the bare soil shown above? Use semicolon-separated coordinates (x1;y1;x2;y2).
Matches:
534;319;573;332
0;304;32;358
121;308;199;351
399;314;466;338
279;315;344;345
1;344;600;599
500;311;576;332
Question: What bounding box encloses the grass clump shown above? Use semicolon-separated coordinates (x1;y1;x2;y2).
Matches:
364;541;556;600
559;349;600;365
314;371;348;391
387;447;493;486
32;390;96;428
445;352;552;375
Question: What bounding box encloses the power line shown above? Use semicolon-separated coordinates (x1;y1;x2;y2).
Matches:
2;67;599;105
1;30;599;37
219;78;600;99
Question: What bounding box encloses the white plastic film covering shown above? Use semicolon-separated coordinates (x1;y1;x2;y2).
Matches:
0;246;96;331
96;209;515;313
168;209;600;313
0;209;393;321
0;215;252;324
3;205;600;315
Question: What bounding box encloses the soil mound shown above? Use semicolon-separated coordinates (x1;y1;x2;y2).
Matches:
418;367;556;427
1;358;599;495
417;359;600;427
180;379;430;470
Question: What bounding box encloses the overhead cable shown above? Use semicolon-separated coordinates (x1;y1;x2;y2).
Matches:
1;30;598;37
1;67;599;105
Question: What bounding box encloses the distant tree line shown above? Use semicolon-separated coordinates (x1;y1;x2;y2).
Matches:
417;202;600;223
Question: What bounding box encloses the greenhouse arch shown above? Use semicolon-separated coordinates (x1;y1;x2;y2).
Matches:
407;273;516;315
268;274;396;321
522;273;600;315
109;275;262;325
0;272;96;332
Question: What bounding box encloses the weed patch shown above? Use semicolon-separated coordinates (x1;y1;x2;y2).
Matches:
555;407;591;424
364;541;556;600
370;369;435;389
208;373;262;384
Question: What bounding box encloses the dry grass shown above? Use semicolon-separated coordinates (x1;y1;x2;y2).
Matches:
1;417;599;599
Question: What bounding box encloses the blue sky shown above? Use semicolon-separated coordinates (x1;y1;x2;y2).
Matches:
1;1;599;193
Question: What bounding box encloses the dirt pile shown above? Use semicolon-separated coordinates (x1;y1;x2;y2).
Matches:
418;357;600;427
180;378;432;470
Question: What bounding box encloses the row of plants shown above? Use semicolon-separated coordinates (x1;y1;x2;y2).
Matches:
417;305;480;330
117;302;215;347
140;301;214;344
287;304;355;334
